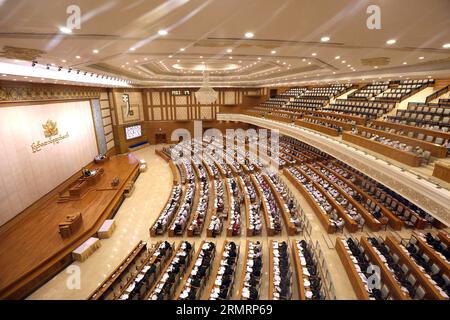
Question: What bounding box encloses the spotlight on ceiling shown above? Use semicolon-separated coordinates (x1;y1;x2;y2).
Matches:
443;43;450;49
227;49;232;53
59;26;72;34
129;47;136;51
320;36;330;42
92;49;99;54
244;32;254;38
386;39;396;45
271;50;276;54
157;29;168;36
311;52;317;56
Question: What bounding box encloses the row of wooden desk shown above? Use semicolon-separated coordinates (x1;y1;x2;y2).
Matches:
433;161;450;183
88;241;149;300
321;161;404;230
283;168;335;234
342;132;423;167
370;120;450;141
358;125;448;158
303;114;354;131
250;174;277;236
295;119;340;136
307;163;384;231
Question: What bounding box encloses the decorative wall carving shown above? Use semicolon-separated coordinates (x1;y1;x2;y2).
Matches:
0;84;101;103
217;113;450;225
0;46;46;61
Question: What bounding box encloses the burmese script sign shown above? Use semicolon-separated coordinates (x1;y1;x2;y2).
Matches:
31;119;70;153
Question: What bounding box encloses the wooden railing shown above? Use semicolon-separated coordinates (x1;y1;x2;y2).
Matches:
426;85;450;103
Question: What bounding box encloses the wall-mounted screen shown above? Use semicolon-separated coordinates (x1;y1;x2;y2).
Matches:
125;124;142;140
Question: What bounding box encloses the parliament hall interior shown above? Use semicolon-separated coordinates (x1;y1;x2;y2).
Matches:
0;0;450;303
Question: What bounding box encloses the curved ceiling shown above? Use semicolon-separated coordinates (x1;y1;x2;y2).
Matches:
0;0;449;87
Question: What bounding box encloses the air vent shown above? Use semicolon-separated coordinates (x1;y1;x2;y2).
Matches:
361;57;390;66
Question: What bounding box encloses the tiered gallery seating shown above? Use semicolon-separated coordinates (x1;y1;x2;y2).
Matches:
324;99;395;119
279;87;307;98
387;102;450;132
348;82;390;100
377;79;434;101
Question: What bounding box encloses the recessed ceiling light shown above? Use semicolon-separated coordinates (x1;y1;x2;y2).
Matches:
227;49;233;53
443;43;450;49
335;56;340;60
418;56;424;60
92;49;99;54
157;29;168;36
320;36;330;42
271;50;276;54
75;55;81;59
386;39;396;45
168;55;173;58
311;53;317;56
61;59;66;63
179;48;185;51
129;47;135;51
403;62;407;65
374;66;378;69
308;62;311;65
59;26;72;34
244;32;254;38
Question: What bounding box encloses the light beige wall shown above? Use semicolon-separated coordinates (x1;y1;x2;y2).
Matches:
0;101;98;226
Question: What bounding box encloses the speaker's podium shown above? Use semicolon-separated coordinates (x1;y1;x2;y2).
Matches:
59;212;83;239
58;168;104;202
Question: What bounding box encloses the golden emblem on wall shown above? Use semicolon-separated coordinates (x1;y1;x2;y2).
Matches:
42;120;59;138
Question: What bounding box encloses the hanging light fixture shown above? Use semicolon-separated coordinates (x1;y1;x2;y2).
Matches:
195;71;218;104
